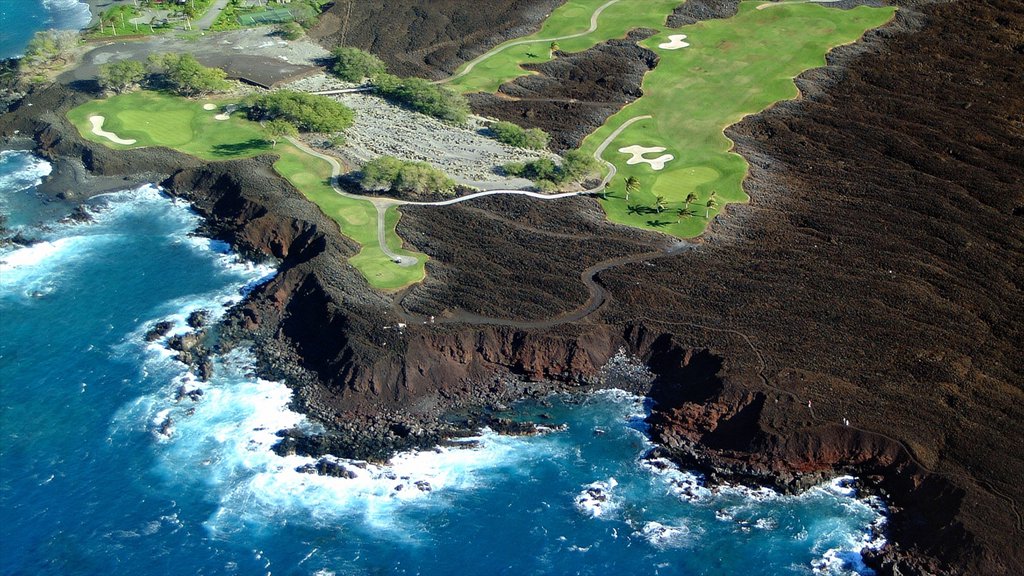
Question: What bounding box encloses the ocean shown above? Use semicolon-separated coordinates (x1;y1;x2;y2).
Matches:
0;0;92;59
0;150;890;575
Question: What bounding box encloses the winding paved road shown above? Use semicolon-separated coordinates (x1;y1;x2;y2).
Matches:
286;114;650;266
439;0;624;84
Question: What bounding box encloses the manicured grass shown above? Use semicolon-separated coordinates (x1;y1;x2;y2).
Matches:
68;91;426;290
453;0;895;238
580;2;896;237
448;0;682;94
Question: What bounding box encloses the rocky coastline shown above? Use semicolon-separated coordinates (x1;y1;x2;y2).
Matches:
2;0;1022;573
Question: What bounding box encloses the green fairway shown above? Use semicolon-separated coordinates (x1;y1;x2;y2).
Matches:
68;91;426;290
453;1;895;238
448;0;682;94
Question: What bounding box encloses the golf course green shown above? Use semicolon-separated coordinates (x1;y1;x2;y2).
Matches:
68;91;426;290
452;0;896;237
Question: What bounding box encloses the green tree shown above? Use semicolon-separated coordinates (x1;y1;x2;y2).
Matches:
148;53;229;96
21;30;79;71
331;46;387;82
247;91;354;133
264;118;298;148
373;73;469;125
684;192;697;209
360;156;454;197
655;195;666;213
279;22;304;40
676;207;694;222
561;149;599;181
625;176;640;200
97;59;146;94
705;197;718;218
489;121;549;150
550;41;560;52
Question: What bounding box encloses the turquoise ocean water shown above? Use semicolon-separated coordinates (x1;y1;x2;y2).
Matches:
0;150;889;575
0;0;91;59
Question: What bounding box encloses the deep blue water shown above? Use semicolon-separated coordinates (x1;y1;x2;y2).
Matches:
0;0;92;59
0;150;887;575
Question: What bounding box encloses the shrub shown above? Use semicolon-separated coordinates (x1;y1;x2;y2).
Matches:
247;90;354;133
373;73;470;125
501;149;598;187
331;46;387;82
279;22;304;40
97;59;146;94
147;53;229;96
361;156;454;197
490;121;549;150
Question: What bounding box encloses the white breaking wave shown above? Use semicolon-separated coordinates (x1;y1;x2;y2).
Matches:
41;0;92;31
0;150;52;192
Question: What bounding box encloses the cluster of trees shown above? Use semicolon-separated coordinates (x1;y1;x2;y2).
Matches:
246;90;354;133
489;121;549;150
360;156;455;197
373;74;470;125
146;53;229;96
331;46;387;82
97;60;146;94
502;149;600;190
20;30;79;74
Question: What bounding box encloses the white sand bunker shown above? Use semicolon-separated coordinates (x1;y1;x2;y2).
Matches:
88;115;136;145
214;113;230;121
202;103;217;111
618;145;674;171
659;34;690;50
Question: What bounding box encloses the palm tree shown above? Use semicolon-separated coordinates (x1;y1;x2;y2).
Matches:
550;41;560;53
654;195;666;213
705;197;718;219
676;207;694;223
685;192;697;209
625;176;640;201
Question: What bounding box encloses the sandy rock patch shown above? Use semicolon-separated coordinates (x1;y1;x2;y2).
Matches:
659;34;690;50
618;145;674;171
88;115;136;145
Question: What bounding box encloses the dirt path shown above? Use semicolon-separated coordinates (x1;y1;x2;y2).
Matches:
440;0;624;84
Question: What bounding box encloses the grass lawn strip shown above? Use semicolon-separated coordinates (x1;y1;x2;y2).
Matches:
447;0;683;94
68;91;425;290
574;1;897;237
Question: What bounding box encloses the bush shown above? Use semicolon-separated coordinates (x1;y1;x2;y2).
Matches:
279;22;304;40
247;90;354;133
373;73;470;125
361;156;454;197
97;59;146;94
501;149;598;187
21;30;79;72
147;53;229;96
490;121;549;150
331;46;386;82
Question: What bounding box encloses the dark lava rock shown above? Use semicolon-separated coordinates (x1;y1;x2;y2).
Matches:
186;310;210;329
145;321;175;342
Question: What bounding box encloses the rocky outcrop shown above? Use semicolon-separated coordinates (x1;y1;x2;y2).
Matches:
468;32;660;151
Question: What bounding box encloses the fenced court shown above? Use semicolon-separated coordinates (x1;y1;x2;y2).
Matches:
237;5;313;26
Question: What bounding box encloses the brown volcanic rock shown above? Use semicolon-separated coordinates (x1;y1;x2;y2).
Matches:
468;32;659;151
308;0;566;79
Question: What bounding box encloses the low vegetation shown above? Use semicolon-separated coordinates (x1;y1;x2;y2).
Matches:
97;60;146;94
147;53;229;96
246;91;354;133
503;149;599;189
373;73;470;125
19;30;79;74
360;156;455;197
489;121;549;150
331;47;387;83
